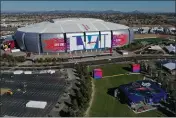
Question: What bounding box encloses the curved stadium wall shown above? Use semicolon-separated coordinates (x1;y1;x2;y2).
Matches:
14;18;134;54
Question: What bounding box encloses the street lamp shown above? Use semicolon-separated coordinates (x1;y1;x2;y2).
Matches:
23;82;27;93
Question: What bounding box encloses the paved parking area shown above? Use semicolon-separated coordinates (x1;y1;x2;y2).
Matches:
0;72;66;117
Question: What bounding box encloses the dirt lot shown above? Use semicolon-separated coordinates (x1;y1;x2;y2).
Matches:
131;25;173;27
134;34;171;39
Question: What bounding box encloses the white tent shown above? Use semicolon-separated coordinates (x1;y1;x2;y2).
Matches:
26;101;47;109
24;71;32;74
13;70;23;75
47;69;55;74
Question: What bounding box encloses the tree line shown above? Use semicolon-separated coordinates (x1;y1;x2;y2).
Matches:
59;64;92;117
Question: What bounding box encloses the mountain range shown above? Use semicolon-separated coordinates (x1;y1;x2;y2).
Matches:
1;10;173;14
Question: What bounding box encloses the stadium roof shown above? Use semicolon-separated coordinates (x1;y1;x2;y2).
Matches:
17;18;129;33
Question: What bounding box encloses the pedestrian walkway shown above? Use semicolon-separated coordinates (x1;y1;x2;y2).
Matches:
102;74;125;78
92;72;141;79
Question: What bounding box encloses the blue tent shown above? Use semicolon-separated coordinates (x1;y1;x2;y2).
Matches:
119;80;167;105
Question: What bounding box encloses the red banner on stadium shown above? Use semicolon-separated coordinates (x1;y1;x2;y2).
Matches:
43;38;66;51
112;34;128;46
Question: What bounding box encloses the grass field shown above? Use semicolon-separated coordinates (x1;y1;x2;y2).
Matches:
88;64;166;117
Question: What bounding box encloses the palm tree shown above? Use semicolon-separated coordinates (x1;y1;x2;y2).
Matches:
147;64;153;77
71;99;79;116
144;62;148;73
157;70;163;83
168;81;172;90
150;64;157;78
52;58;57;64
152;70;158;81
162;75;169;92
174;101;176;115
140;61;145;72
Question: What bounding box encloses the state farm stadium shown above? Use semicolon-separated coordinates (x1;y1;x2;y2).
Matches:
14;18;134;54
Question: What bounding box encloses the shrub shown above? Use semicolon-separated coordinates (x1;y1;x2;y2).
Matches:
15;56;25;62
36;58;43;63
52;58;57;62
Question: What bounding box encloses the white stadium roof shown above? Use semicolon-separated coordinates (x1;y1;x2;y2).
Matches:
17;18;129;33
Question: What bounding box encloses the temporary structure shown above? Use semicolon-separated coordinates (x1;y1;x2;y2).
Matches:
26;101;47;109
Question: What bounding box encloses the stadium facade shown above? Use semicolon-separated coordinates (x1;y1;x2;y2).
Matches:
14;18;134;54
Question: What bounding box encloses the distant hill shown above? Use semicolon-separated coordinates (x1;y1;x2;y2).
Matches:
130;10;142;14
46;10;122;14
1;10;174;14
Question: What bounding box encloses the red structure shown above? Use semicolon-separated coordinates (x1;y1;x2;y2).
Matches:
4;40;15;49
93;68;103;79
132;64;141;73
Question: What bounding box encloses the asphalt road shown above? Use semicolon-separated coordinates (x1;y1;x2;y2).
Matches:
1;54;175;71
0;72;66;117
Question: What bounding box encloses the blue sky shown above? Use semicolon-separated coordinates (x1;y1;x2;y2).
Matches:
1;1;175;12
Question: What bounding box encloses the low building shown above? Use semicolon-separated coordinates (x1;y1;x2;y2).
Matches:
149;26;164;34
165;44;176;54
131;27;139;34
148;45;162;51
162;62;176;75
168;27;176;35
119;50;128;56
140;27;150;34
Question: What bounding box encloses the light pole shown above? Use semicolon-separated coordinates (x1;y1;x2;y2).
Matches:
23;82;27;93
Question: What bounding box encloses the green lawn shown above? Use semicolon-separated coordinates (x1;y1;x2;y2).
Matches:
88;64;166;117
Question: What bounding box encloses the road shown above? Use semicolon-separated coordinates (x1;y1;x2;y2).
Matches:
0;72;66;117
1;54;175;71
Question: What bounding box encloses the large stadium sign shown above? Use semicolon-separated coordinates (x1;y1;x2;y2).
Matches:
42;32;129;52
43;38;66;51
112;34;128;47
69;34;110;50
68;33;111;51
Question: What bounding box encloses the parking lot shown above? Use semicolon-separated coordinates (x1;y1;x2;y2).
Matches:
0;72;66;117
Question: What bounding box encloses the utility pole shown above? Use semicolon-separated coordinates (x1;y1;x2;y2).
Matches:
23;82;27;93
